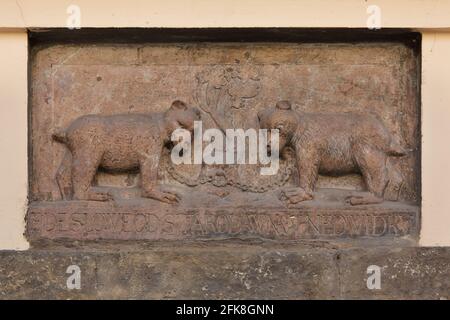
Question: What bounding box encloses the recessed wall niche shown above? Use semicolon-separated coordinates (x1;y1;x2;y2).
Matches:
27;29;421;243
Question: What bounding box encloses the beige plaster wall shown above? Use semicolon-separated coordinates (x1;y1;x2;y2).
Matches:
420;31;450;246
0;1;449;248
0;31;29;250
1;0;450;28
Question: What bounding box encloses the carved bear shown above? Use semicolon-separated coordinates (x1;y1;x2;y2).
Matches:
53;100;200;204
258;100;408;205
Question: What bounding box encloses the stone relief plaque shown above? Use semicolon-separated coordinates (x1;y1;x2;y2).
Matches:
27;42;420;242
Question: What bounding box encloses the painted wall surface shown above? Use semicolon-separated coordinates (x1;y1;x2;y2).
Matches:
0;1;449;248
0;31;29;250
421;31;450;246
0;0;450;28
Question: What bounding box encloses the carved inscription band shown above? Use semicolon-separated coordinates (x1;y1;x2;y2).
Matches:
27;204;418;240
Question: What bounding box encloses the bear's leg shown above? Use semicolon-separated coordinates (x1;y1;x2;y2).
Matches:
347;144;387;205
55;151;73;200
280;148;319;205
71;147;111;201
140;153;180;204
384;160;404;201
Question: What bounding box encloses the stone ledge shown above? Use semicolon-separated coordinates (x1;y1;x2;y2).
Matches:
0;245;448;299
339;247;450;299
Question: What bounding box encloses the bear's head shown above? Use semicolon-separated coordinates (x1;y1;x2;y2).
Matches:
164;100;201;134
258;100;298;153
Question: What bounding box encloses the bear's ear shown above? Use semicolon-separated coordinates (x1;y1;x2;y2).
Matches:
276;100;292;110
170;100;187;111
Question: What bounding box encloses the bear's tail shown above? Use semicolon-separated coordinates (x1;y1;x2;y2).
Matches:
52;128;67;144
387;139;411;157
